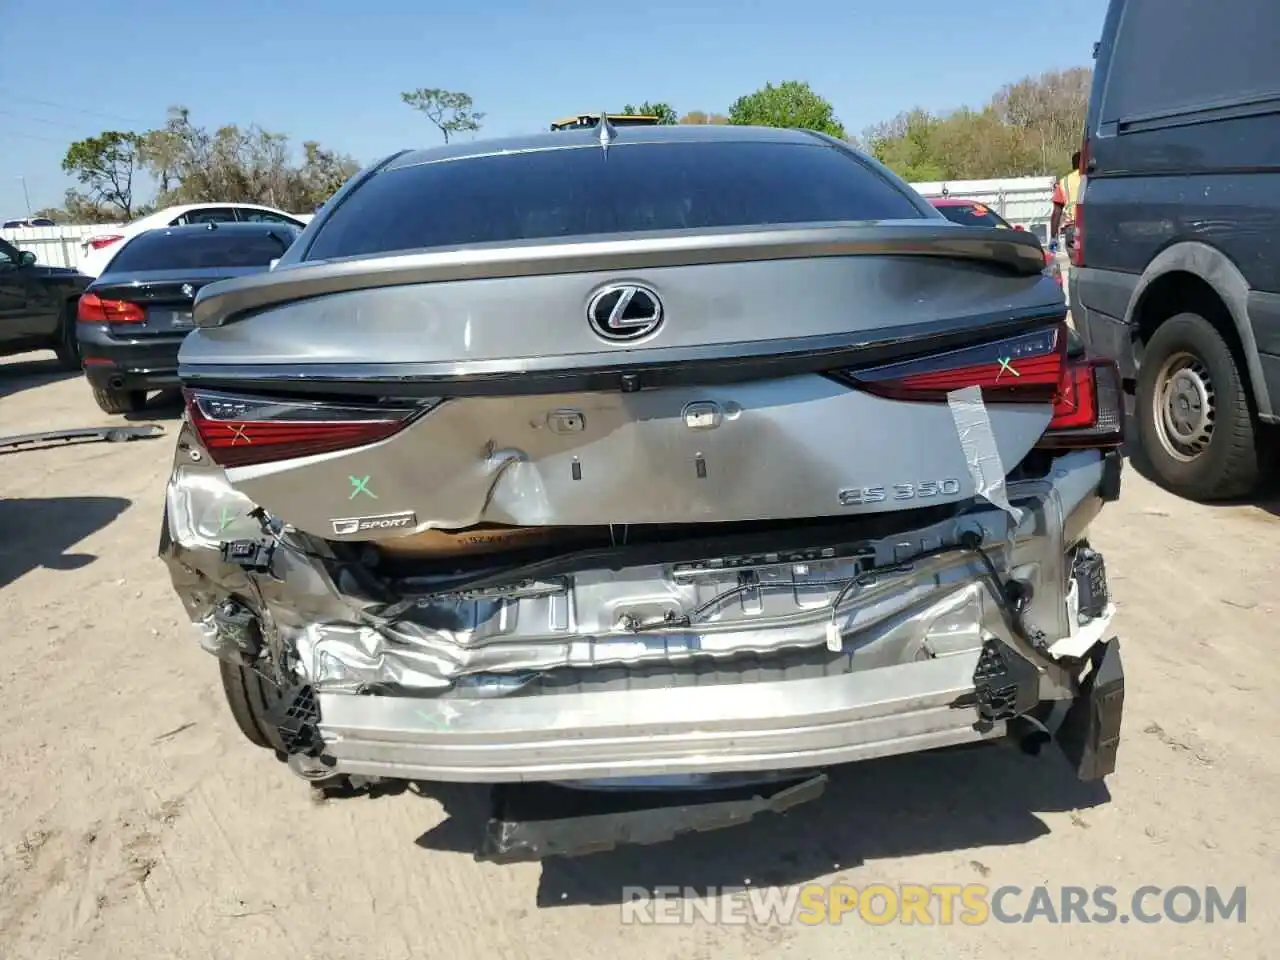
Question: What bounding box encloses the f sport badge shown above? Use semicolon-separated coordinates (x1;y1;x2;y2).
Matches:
330;511;416;536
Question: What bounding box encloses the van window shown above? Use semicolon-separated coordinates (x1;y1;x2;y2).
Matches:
1101;0;1280;121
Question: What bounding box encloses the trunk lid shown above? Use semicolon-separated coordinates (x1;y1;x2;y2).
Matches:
177;225;1068;540
93;267;264;337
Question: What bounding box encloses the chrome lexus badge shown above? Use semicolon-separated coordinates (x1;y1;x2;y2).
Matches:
587;283;664;342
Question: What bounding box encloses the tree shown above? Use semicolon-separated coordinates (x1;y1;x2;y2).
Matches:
138;106;359;212
679;110;729;125
622;101;678;124
400;88;484;143
61;131;146;219
727;81;845;138
991;67;1091;172
858;66;1091;182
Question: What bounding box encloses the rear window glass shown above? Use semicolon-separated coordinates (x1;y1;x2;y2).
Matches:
933;203;1011;229
306;141;924;260
1102;0;1280;120
108;227;298;272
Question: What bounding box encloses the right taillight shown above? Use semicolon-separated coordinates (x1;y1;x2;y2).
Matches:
184;389;436;468
77;292;145;324
1071;137;1089;268
86;234;124;251
1037;356;1124;449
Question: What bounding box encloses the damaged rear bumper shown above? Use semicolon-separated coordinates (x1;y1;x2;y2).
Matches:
163;441;1125;792
318;652;1013;782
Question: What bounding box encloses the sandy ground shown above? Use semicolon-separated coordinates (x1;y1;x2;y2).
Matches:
1;351;1278;960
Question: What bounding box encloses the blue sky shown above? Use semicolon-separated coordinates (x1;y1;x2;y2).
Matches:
0;0;1108;216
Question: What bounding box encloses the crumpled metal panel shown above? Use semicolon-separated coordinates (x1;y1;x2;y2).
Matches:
161;417;1107;694
220;377;1053;538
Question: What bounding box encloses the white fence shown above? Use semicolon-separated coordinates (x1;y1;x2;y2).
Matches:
1;223;115;270
3;177;1058;272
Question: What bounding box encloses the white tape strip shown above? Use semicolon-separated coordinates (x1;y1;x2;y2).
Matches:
947;385;1024;526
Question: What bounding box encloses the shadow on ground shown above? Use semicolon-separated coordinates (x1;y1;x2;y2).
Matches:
0;356;79;401
0;496;131;588
1122;410;1280;518
373;742;1109;908
123;389;185;422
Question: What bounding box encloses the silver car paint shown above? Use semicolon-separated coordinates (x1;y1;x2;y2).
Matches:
180;238;1057;370
160;126;1111;786
221;377;1052;535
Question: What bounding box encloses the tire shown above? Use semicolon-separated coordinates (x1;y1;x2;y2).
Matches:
52;302;80;371
91;384;146;415
218;659;288;752
1135;311;1260;500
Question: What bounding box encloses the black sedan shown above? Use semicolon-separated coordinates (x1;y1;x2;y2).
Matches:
76;221;300;414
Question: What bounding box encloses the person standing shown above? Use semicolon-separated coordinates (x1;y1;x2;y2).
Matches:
1049;150;1083;253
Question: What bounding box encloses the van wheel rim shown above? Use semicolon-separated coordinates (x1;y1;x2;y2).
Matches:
1153;351;1215;462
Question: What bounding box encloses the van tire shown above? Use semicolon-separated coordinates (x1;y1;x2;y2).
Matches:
91;385;146;415
1135;312;1259;500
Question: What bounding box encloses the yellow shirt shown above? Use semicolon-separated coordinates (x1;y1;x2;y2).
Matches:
1054;170;1083;224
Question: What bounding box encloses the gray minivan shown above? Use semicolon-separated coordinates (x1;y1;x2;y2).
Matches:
1070;0;1280;500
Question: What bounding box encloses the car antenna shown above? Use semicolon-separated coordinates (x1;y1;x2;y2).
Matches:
597;111;617;151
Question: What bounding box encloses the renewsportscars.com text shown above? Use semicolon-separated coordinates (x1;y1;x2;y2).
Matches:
620;883;1247;926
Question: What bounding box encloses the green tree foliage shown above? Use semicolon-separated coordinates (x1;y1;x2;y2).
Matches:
860;67;1091;180
400;88;485;143
60;131;146;219
679;110;729;125
622;101;678;124
140;107;359;212
727;81;845;138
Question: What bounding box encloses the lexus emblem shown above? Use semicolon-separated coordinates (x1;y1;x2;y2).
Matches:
587;283;664;341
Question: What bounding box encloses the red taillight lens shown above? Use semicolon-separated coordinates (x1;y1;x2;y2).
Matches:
184;389;431;468
77;292;145;324
1071;137;1089;267
1038;357;1124;449
87;234;124;251
843;323;1066;404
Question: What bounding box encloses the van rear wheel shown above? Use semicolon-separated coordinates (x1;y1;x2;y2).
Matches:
1135;312;1259;500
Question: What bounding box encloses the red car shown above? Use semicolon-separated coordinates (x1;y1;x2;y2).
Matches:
928;197;1060;285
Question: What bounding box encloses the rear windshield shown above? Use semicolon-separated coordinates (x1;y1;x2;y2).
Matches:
933;203;1012;229
306;141;925;260
108;227;298;272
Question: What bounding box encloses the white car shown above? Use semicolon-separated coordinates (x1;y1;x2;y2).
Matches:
77;203;308;277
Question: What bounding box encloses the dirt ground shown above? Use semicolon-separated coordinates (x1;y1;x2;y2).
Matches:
2;351;1278;960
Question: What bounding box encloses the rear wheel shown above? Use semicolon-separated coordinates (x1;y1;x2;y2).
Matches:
52;301;80;370
91;384;146;415
1135;311;1259;500
218;659;288;752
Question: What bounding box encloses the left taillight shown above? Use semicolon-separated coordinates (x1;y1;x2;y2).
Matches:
183;389;434;468
77;292;145;324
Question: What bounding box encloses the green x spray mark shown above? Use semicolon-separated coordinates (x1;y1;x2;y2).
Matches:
995;356;1020;381
217;506;236;532
348;475;378;500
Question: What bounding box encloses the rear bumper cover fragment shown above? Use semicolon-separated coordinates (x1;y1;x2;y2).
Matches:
1054;636;1124;781
477;774;829;863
